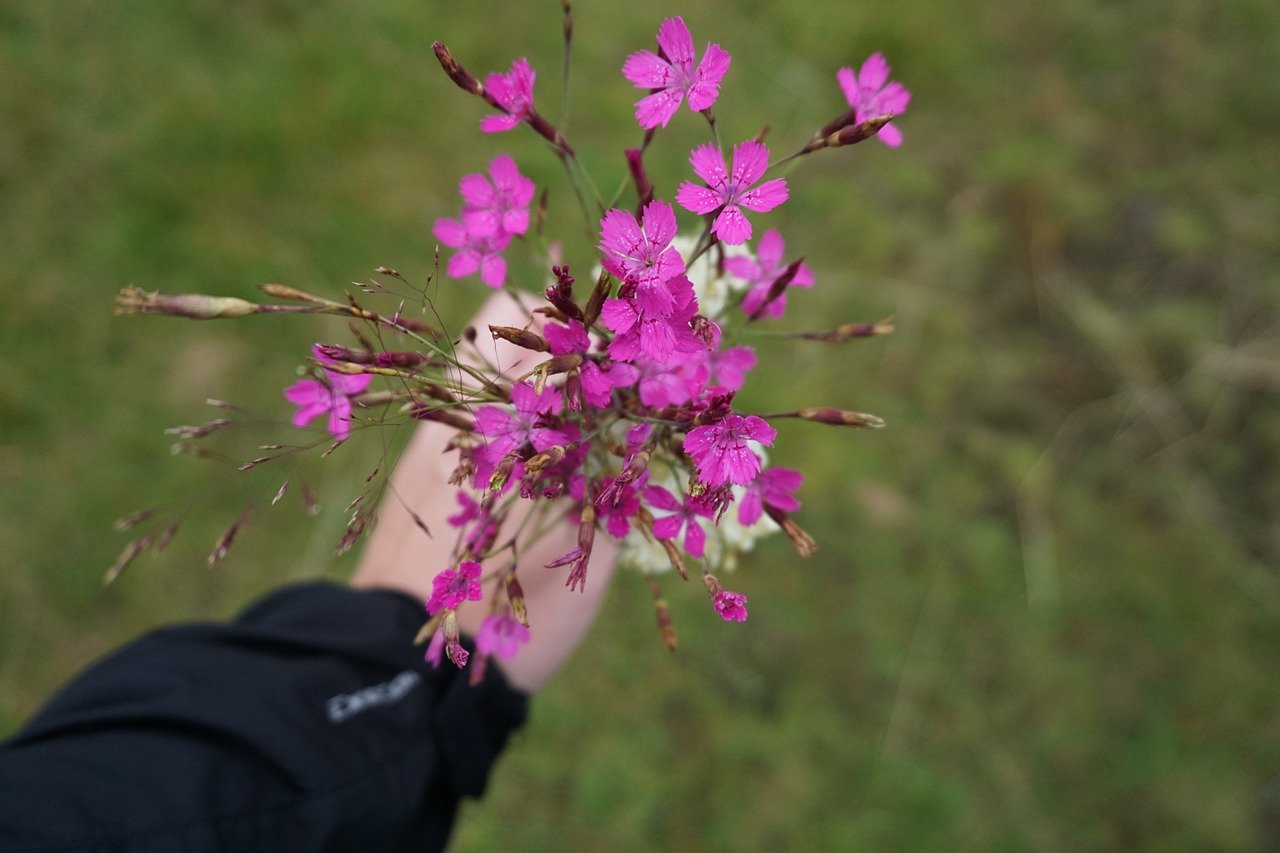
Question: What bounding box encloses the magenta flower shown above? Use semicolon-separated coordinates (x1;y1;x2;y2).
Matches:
644;485;713;558
706;344;757;391
460;154;536;239
476;613;532;660
725;229;814;319
738;466;803;525
426;560;483;614
837;52;912;148
474;381;569;459
683;413;777;486
598;200;686;315
713;589;748;622
600;275;704;364
675;140;788;245
596;471;647;538
622;16;731;129
433;217;512;289
283;346;373;441
634;357;709;408
700;325;757;392
546;319;638;408
481;57;536;133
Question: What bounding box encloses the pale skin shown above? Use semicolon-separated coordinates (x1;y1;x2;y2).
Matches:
352;293;619;693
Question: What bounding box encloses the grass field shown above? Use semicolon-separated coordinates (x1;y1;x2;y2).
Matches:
3;0;1279;847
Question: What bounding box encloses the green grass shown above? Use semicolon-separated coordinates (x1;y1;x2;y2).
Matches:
3;0;1279;847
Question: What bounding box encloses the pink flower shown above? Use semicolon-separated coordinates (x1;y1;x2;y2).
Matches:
634;357;709;408
283;346;373;441
700;324;756;392
433;217;513;288
725;229;814;319
476;613;532;660
474;381;569;459
837;52;912;148
426;560;484;614
644;485;713;558
546;319;638;408
706;345;757;391
481;58;536;133
425;628;446;667
622;16;731;129
596;471;647;538
460;154;536;239
598;201;686;315
675;140;788;245
600;275;705;364
713;589;748;622
683;413;777;486
737;466;803;525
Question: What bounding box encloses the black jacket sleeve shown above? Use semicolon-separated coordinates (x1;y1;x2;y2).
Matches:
0;581;528;852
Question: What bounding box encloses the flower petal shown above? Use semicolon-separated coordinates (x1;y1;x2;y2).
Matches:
859;52;890;94
479;253;507;288
729;140;771;188
641;200;678;249
655;16;696;76
687;42;731;111
479;113;520;133
458;172;495;209
622;50;675;88
634;89;684;129
736;178;789;213
712;204;752;245
878;122;903;148
447;250;480;279
688;142;728;190
675;181;722;215
836;66;859;107
432;217;468;248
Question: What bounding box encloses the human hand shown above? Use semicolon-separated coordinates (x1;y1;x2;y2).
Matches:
352;292;619;693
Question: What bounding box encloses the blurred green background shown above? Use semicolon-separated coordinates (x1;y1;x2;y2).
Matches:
3;0;1279;848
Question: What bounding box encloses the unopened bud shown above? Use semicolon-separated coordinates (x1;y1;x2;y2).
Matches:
645;577;677;651
432;41;486;98
115;286;258;319
625;148;655;212
766;506;818;557
583;269;612;327
257;282;328;303
793;407;885;429
486;456;516;497
505;571;529;627
794;317;894;342
746;257;805;321
546;265;584;320
525;445;567;474
829;114;895;148
316;344;371;364
490;325;549;352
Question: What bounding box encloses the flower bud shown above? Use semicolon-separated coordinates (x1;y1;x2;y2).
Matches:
115;286;258;319
485;456;516;497
525;444;567;474
432;41;486;99
794;317;894;342
794;407;885;429
490;325;549;352
505;571;529;628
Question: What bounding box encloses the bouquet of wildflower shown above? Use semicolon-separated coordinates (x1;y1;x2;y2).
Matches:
113;11;909;670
